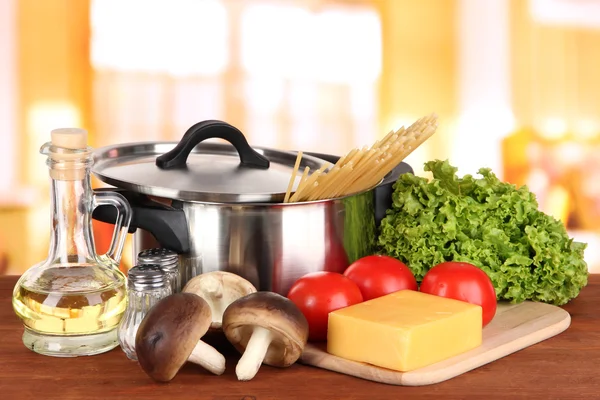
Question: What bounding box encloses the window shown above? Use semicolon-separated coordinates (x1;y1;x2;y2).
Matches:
0;0;17;193
89;0;382;156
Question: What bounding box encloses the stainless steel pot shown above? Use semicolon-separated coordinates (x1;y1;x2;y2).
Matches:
92;120;413;295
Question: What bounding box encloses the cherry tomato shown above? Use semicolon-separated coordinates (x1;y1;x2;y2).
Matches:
343;255;417;300
287;272;363;341
420;261;497;327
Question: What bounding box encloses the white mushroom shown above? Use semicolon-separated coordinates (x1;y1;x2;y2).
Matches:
182;271;257;330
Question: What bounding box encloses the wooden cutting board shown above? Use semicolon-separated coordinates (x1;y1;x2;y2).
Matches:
299;301;570;386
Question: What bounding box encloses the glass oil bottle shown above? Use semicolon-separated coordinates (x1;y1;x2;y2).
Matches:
12;128;133;357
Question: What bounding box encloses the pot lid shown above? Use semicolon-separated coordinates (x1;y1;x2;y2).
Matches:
92;120;330;203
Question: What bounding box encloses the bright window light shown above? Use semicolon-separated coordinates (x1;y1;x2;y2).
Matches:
0;0;16;191
244;77;286;114
539;117;568;140
530;0;600;29
27;102;81;185
288;81;318;149
90;0;229;76
573;119;600;140
245;114;279;148
28;102;81;140
241;4;381;83
241;4;311;79
171;81;224;134
313;8;382;83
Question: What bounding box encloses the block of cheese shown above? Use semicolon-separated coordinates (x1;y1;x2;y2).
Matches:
327;290;482;372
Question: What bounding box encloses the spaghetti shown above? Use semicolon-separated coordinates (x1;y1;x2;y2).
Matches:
284;113;438;203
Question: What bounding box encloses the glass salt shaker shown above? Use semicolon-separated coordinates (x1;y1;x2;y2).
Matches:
137;248;181;293
117;264;171;361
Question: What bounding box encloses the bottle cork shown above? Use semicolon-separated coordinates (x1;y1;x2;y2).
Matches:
47;128;91;181
51;128;88;150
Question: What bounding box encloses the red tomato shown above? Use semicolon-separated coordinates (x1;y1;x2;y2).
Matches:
343;255;417;300
420;261;497;327
287;272;363;341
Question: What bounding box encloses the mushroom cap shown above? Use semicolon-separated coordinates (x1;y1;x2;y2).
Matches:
135;292;212;382
222;291;309;368
182;271;257;329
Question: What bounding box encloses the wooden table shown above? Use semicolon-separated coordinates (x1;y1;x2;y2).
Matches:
1;275;599;400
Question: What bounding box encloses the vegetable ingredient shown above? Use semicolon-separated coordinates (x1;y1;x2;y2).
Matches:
287;272;363;341
343;255;418;300
420;261;497;327
135;293;226;382
182;271;257;330
378;159;588;305
222;292;309;381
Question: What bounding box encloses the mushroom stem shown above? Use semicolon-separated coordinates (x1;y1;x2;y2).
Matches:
204;276;225;328
209;299;226;329
187;340;226;376
235;325;273;381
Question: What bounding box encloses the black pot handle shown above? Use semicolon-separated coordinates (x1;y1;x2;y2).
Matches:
155;120;270;170
380;161;413;186
92;188;190;254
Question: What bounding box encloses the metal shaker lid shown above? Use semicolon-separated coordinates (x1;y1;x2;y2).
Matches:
127;264;168;290
137;248;179;272
92;120;329;204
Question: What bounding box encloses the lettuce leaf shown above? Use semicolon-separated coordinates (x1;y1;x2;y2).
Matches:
377;159;588;305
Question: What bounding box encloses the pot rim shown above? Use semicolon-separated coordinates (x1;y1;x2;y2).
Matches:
139;181;379;208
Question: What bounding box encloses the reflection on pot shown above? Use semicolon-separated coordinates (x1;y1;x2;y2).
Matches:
131;189;377;296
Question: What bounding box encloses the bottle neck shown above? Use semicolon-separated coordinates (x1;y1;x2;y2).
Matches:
47;168;97;265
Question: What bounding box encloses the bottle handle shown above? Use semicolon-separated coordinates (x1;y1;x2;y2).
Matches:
93;190;133;266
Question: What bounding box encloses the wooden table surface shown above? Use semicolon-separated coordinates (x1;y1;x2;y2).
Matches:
1;275;599;400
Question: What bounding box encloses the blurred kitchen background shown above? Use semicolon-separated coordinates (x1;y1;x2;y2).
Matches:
0;0;598;275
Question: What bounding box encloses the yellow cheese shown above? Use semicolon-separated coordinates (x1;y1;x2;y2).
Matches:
327;290;482;372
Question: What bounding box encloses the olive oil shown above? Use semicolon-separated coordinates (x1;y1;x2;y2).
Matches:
13;265;127;336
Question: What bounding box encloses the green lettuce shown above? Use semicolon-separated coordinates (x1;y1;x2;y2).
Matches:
377;159;588;305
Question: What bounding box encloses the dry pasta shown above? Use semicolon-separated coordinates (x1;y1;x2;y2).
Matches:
283;113;438;203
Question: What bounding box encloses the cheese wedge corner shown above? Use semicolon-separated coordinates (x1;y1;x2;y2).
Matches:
327;290;482;372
